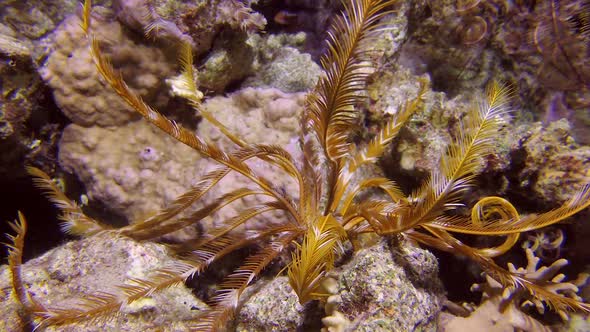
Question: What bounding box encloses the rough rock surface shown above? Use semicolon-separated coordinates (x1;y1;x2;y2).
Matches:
236;240;445;331
0;232;206;332
332;240;444;331
517;119;590;203
245;46;321;93
236;276;310;332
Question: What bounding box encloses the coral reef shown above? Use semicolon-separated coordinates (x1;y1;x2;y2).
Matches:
0;23;60;177
114;0;265;47
1;0;590;332
370;67;590;208
113;0;265;92
0;32;37;158
197;32;256;93
514;119;590;203
257;0;340;56
58;120;203;223
0;0;83;40
401;0;590;142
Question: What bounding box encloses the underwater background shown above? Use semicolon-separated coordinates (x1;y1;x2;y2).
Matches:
0;0;589;331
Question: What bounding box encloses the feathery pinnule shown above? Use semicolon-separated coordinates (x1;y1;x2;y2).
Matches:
26;166;109;236
304;0;399;163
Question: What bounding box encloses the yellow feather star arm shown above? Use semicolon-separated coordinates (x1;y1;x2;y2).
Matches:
80;0;91;33
304;0;398;163
288;214;347;303
394;82;512;231
428;185;590;235
172;42;249;148
349;77;428;172
27;166;110;236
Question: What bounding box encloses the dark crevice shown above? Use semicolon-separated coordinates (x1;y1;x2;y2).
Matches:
0;175;68;262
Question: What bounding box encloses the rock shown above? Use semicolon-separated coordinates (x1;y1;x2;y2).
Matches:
0;232;206;332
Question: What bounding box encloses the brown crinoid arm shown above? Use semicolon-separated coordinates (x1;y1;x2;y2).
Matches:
6;212;28;306
408;227;590;317
190;233;298;331
378;82;512;234
5;213;45;314
121;188;265;241
303;0;398;185
26;166;111;236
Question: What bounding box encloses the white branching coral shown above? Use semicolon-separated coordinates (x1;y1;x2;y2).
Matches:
440;247;590;332
505;248;589;321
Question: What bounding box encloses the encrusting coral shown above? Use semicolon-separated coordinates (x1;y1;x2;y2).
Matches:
4;0;590;331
